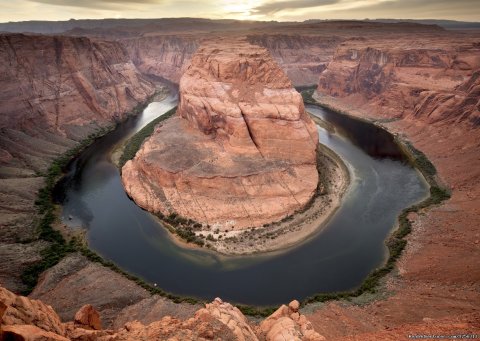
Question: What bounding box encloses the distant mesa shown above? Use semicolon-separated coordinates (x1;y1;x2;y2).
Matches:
122;39;319;230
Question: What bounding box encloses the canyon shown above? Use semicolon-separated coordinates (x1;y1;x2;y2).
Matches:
121;39;320;232
0;19;479;340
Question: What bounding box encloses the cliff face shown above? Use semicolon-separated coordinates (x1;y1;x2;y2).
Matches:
0;33;155;135
120;34;200;83
316;39;480;124
410;69;480;125
246;34;339;86
122;40;318;230
0;33;155;293
118;33;340;87
0;285;325;340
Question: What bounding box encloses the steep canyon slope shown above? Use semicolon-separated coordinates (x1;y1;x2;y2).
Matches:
122;39;319;229
0;33;155;293
316;35;480;124
308;33;480;340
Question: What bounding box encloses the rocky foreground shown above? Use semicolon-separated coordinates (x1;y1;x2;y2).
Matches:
122;39;319;230
0;285;325;340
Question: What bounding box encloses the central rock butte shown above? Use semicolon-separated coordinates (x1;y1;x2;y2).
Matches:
122;39;319;230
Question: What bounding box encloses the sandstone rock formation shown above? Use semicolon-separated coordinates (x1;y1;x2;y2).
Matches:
0;33;155;136
1;285;325;340
74;304;102;330
122;40;318;229
259;300;326;341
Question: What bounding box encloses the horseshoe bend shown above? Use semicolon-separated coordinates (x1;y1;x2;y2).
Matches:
0;14;480;341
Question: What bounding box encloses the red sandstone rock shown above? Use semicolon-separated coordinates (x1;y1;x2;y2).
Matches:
259;300;326;341
1;325;70;341
122;39;318;229
74;304;102;330
0;286;65;336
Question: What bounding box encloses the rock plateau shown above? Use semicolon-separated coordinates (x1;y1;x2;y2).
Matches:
122;40;319;229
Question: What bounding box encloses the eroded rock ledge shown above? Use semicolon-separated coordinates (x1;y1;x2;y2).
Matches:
122;39;319;230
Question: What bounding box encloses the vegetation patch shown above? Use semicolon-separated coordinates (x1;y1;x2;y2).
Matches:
157;212;206;247
236;304;278;318
299;88;318;104
118;106;177;168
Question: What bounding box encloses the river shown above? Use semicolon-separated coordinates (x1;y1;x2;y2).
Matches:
55;92;428;306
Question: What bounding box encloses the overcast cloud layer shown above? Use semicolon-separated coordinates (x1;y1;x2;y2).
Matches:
1;0;479;22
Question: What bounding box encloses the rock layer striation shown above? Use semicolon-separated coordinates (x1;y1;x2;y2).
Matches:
122;40;318;229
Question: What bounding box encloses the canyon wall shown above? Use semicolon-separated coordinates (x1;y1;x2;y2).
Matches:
117;33;341;86
246;34;339;86
0;33;155;137
120;34;200;83
122;39;318;230
0;33;155;293
316;38;480;124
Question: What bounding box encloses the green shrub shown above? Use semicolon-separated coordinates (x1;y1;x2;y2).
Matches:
236;304;277;317
119;106;177;168
300;88;317;104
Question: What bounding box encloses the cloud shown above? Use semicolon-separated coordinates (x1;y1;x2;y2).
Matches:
252;0;341;15
333;0;480;20
27;0;163;10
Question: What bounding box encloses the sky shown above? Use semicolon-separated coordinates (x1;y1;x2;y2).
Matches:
1;0;479;23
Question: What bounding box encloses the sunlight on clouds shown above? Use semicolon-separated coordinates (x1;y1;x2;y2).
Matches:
253;0;396;20
220;0;262;20
0;0;478;22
